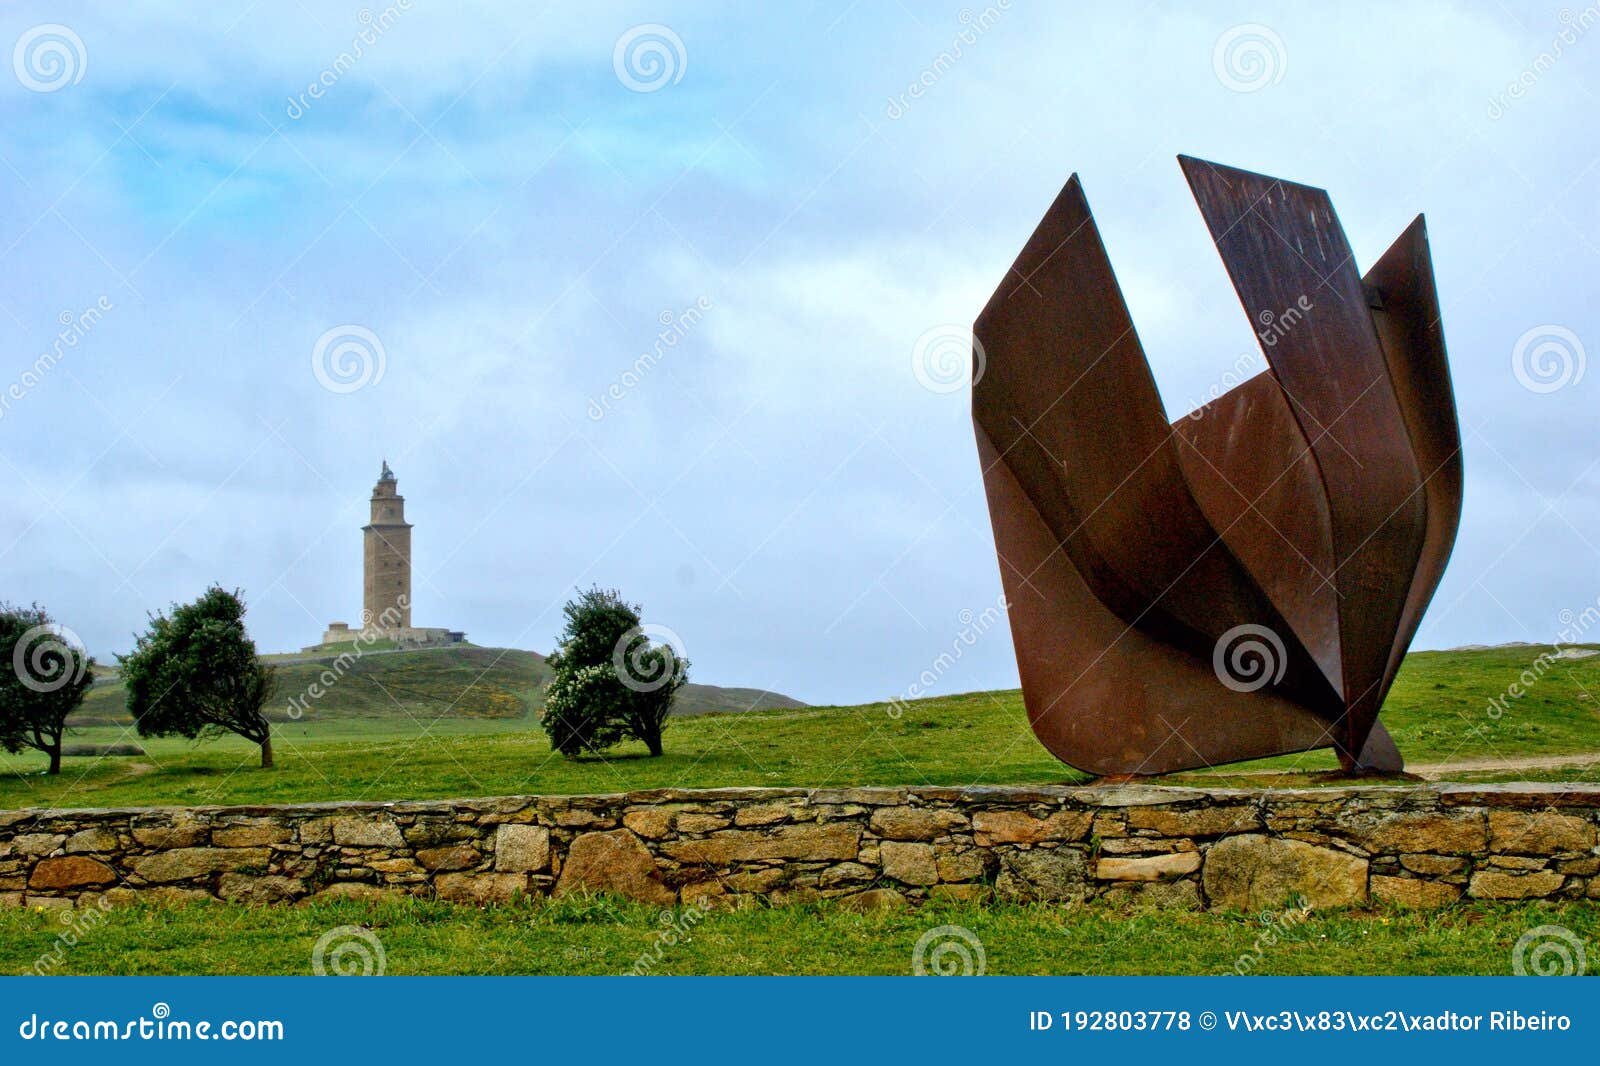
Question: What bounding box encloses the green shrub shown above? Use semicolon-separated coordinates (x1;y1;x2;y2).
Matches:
541;586;687;757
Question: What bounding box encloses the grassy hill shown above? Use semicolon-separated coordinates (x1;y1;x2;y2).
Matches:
72;644;805;727
1;643;1595;810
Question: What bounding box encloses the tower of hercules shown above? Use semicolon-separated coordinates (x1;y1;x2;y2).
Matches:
363;460;412;629
316;461;465;649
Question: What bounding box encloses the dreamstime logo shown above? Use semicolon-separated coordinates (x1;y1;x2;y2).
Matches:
612;623;688;693
311;925;386;976
1211;24;1286;93
628;900;712;975
13;24;86;93
912;924;986;976
311;325;387;394
887;593;1009;718
588;296;712;421
31;896;115;976
1212;623;1287;693
1475;596;1600;733
285;598;407;719
883;1;1012;119
1256;294;1315;347
1512;924;1587;976
0;297;114;423
1557;599;1600;644
284;1;413;120
1227;895;1311;975
613;24;686;93
1184;295;1314;421
912;324;984;395
1511;324;1585;394
1487;5;1600;119
12;624;89;694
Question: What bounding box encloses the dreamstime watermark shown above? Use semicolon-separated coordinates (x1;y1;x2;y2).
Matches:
587;297;711;421
12;624;90;695
1212;24;1286;93
612;623;689;694
285;2;414;120
311;324;387;394
1487;5;1600;119
1511;324;1585;394
1184;296;1313;419
1184;350;1264;420
884;2;1012;119
12;24;86;93
311;925;386;976
29;896;115;976
1512;924;1588;976
911;324;984;395
1557;596;1600;645
627;900;711;975
1256;295;1315;349
1226;895;1312;975
1478;650;1563;730
1212;624;1287;694
284;598;407;718
887;593;1009;718
1478;595;1600;728
613;24;686;92
912;924;986;975
17;1003;284;1041
0;297;114;423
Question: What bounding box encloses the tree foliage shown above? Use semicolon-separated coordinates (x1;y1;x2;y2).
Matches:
542;663;629;756
119;586;278;768
541;586;688;758
0;603;95;774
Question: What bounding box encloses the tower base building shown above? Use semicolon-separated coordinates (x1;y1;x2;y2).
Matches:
316;462;465;650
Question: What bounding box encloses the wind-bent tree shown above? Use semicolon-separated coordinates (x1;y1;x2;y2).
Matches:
541;586;688;758
121;586;278;768
612;635;686;757
0;603;95;774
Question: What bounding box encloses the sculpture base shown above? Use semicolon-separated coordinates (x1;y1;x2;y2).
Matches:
1313;769;1425;784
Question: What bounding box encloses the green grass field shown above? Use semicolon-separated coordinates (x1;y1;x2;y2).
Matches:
3;643;1595;979
3;895;1593;976
1;644;1596;811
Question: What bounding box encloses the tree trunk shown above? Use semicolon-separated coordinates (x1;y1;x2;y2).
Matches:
260;731;273;768
47;744;61;775
644;730;663;757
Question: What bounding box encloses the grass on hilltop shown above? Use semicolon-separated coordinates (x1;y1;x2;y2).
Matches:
73;644;803;727
0;645;1596;811
3;894;1594;976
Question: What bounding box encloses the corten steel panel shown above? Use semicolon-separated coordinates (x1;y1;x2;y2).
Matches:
976;426;1337;776
974;157;1460;776
1171;371;1341;699
1362;216;1463;714
1179;158;1429;768
971;176;1340;722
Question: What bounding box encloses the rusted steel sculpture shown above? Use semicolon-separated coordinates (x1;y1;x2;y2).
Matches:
973;156;1461;776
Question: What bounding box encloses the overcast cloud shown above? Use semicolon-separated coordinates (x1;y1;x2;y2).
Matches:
0;1;1596;705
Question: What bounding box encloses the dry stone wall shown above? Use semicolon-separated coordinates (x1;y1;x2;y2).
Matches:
3;783;1597;911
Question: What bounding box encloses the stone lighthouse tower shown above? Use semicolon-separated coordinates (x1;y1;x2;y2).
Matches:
317;463;464;649
363;460;411;629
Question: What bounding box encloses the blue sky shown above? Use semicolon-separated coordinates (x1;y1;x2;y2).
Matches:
0;1;1596;705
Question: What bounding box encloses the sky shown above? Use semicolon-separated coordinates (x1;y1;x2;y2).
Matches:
0;1;1596;707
